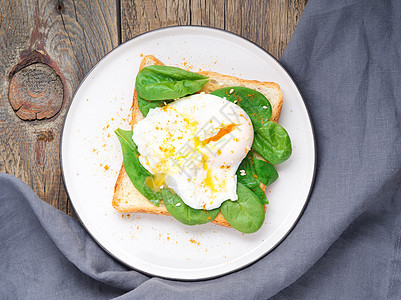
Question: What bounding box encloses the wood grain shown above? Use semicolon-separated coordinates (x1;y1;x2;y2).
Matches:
121;0;308;59
9;62;63;120
0;0;117;217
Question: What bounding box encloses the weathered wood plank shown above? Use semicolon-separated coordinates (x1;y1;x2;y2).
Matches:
267;0;307;59
121;0;168;39
0;0;118;217
121;0;308;59
224;0;242;36
167;0;190;26
189;0;224;28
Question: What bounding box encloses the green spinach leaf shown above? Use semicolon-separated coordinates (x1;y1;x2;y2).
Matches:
115;129;162;206
221;182;265;234
252;121;292;165
211;87;272;130
237;153;268;204
161;188;219;225
136;65;209;100
254;158;278;186
137;95;171;117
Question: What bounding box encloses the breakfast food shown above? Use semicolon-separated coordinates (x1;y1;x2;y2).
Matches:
113;55;291;233
133;93;254;210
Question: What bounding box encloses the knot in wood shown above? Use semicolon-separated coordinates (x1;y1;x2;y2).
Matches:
56;1;64;13
9;63;63;120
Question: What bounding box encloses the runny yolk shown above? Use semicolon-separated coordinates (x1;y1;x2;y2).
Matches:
201;123;237;145
204;168;217;192
197;124;237;193
145;173;168;192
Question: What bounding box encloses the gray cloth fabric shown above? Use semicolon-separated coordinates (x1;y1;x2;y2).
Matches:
1;0;401;298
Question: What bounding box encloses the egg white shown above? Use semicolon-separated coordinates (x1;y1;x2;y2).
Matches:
132;93;254;210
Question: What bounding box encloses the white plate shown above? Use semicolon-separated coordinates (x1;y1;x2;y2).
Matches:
61;26;315;280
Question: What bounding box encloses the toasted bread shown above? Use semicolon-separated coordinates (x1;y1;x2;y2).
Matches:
113;55;283;228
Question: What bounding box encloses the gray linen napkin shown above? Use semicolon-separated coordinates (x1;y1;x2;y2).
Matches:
1;0;401;298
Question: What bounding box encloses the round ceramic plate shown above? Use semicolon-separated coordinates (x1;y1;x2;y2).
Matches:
61;26;315;280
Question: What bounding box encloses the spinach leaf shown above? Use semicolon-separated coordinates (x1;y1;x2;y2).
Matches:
252;121;292;165
237;153;268;204
254;158;278;186
136;65;209;100
115;129;162;206
161;188;219;225
221;182;265;234
211;87;272;130
137;95;171;117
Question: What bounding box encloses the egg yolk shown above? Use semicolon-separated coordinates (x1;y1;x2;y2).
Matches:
132;93;254;210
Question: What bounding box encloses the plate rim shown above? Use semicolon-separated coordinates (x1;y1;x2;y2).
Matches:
60;25;317;281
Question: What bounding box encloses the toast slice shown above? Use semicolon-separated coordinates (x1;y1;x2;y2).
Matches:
112;55;283;227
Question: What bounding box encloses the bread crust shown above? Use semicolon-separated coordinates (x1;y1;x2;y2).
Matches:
113;55;282;228
198;71;283;123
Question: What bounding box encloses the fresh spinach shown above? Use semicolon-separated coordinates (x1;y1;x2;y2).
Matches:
118;67;292;233
221;183;265;234
211;87;272;130
237;153;268;204
252;121;292;165
137;95;170;117
254;158;278;186
161;188;219;225
115;129;162;206
136;65;209;100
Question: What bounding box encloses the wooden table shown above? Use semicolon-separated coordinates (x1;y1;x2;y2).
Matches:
0;0;307;217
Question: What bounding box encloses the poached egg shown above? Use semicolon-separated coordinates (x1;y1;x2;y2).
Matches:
132;93;254;210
